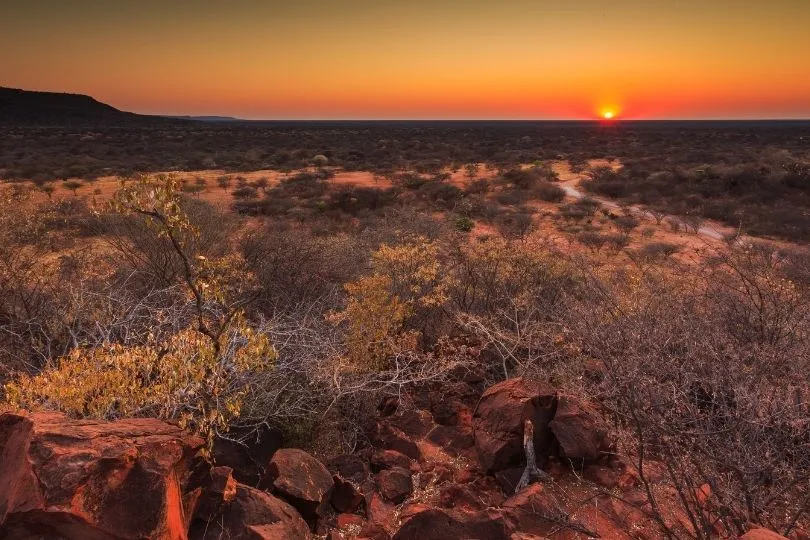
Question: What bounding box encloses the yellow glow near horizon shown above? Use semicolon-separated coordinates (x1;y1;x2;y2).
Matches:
1;2;810;119
603;111;615;119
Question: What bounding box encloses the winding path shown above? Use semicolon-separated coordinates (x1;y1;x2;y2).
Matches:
554;162;728;242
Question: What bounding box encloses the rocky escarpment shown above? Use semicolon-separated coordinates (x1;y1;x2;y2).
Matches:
0;378;798;539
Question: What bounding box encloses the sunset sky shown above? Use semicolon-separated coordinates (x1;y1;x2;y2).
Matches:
2;0;809;120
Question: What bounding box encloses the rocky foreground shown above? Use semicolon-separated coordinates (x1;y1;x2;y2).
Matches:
0;378;794;539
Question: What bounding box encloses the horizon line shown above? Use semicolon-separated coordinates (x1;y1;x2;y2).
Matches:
158;116;810;122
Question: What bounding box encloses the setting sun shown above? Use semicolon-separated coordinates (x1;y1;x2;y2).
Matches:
602;110;616;120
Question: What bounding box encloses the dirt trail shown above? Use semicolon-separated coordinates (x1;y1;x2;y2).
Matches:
552;161;729;242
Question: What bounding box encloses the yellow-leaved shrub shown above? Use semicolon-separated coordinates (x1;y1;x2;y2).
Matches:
6;314;274;450
333;237;449;371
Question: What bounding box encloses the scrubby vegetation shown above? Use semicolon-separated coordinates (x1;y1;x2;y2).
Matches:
1;122;809;537
583;156;810;242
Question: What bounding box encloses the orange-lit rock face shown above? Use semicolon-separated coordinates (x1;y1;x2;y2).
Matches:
0;412;204;539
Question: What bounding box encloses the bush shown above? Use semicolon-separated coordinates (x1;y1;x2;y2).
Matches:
454;215;475;232
636;241;680;260
577;231;607;252
534;181;565;203
232;186;258;200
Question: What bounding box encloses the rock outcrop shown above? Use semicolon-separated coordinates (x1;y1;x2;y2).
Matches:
261;447;334;522
0;411;204;539
190;484;311;540
472;378;558;473
548;397;610;462
1;376;732;539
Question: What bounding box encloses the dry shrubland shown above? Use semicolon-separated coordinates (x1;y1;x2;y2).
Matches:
0;164;808;536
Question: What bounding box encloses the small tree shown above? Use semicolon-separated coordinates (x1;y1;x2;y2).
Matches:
312;154;329;169
6;175;275;449
63;180;83;196
216;176;232;191
253;177;270;194
40;183;55;200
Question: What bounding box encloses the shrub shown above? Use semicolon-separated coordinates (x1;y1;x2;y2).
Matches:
464;179;490;195
6;322;274;450
5;175;275;449
534;181;565;203
636;241;680;260
63;179;83;195
331;274;418;371
216;175;232;190
454;215;475;232
232;186;259;200
613;214;639;232
577;231;607;252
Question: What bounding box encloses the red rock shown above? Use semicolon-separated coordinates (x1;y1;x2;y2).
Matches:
375;467;412;504
426;424;474;455
388;409;434;439
391;508;508;540
439;484;484;511
473;378;557;473
194;466;238;521
191;483;311;539
336;512;365;528
262;448;334;521
454;467;476;484
429;391;466;425
740;528;789;540
375;424;422;461
359;520;393;540
399;503;432;523
420;462;454;485
548;397;609;463
328;454;371;514
583;464;618;489
211;425;282;485
371;449;412;472
501;483;569;537
0;411;204;540
469;475;506;507
329;454;370;484
331;477;366;514
695;483;712;509
366;491;397;533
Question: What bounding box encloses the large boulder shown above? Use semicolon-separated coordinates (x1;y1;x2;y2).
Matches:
190;484;311;540
548;397;610;463
0;411;204;539
472;378;557;473
261;448;333;521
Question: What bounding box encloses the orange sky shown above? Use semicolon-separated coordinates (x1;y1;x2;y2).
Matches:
2;1;809;119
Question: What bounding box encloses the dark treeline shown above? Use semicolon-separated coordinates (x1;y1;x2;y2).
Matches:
2;121;808;180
